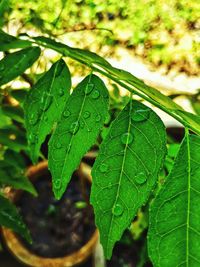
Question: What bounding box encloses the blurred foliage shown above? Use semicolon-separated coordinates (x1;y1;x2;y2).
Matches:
2;0;199;75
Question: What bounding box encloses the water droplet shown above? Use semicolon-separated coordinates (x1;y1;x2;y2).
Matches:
91;90;100;99
44;115;48;122
85;83;94;95
80;121;85;129
41;95;53;111
29;133;37;144
135;172;147;185
54;179;61;189
70;121;79;134
95;114;101;122
17;221;23;226
63;109;71;118
112;204;124;216
29;113;39;125
99;163;109;173
59;88;64;96
83;111;91;119
121;132;133;145
55;142;62;149
131;108;150;122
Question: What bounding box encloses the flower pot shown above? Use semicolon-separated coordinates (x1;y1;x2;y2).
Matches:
1;161;98;267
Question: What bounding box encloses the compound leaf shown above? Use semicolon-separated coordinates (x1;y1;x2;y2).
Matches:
90;100;166;259
0;193;31;242
148;133;200;267
48;74;109;199
0;47;41;86
24;59;71;163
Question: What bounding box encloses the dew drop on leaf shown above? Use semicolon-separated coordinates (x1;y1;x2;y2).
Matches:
91;90;100;99
70;121;80;134
41;95;53;111
63;109;71;118
29;113;39;125
131;108;150;122
135;172;147;184
44;115;48;122
80;121;85;129
54;179;61;189
59;88;64;96
99;163;109;173
95;114;101;122
84;83;94;95
29;133;38;144
83;111;91;119
121;132;133;145
112;204;124;216
55;142;62;149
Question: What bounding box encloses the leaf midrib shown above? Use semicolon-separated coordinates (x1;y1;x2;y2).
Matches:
106;100;133;256
186;131;191;267
59;75;92;185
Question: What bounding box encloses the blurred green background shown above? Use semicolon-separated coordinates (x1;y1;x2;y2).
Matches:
1;0;200;75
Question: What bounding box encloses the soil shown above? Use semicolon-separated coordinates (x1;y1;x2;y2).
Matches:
16;168;96;258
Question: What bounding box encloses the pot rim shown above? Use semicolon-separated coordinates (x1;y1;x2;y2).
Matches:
1;161;98;267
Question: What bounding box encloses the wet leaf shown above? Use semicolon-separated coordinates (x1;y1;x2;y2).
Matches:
24;59;71;163
90;100;166;259
148;133;200;267
48;74;109;199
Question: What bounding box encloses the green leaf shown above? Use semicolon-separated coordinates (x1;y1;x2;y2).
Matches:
0;0;9;26
3;149;26;169
0;193;31;242
90;100;166;259
10;88;28;104
148;133;200;267
0;47;41;87
32;35;200;135
0;29;32;51
2;105;24;123
0;125;27;152
0;107;11;127
0;162;37;196
176;110;200;134
48;74;109;199
24;59;71;163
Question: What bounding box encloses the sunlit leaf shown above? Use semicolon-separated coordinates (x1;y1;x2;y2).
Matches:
0;47;41;86
90;100;166;258
0;29;31;51
148;133;200;266
48;74;109;199
24;59;71;163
